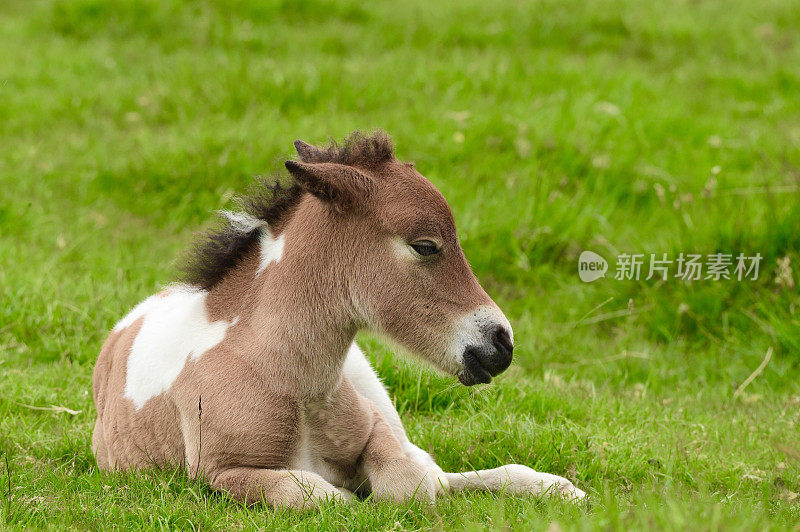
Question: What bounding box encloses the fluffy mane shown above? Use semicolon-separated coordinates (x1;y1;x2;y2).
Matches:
178;131;394;290
296;130;394;168
177;179;302;290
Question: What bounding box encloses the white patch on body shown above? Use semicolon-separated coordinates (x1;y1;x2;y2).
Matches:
258;230;285;273
115;286;235;410
291;416;314;471
449;305;513;364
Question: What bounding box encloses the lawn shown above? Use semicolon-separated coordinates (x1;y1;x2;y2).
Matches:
1;0;799;529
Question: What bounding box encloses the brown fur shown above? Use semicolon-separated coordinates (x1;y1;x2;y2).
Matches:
91;132;530;508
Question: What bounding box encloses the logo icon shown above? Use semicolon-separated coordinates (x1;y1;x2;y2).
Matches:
579;251;608;282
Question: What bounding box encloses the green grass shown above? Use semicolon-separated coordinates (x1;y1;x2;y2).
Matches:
1;0;799;529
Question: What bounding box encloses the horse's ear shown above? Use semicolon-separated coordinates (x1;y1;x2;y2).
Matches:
284;160;374;211
293;140;325;162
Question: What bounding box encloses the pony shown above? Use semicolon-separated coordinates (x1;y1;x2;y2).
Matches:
92;131;585;507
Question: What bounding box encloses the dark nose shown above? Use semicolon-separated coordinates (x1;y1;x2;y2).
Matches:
489;325;514;373
459;326;515;386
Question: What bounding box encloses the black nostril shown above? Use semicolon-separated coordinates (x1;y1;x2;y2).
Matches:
482;325;513;376
493;327;513;358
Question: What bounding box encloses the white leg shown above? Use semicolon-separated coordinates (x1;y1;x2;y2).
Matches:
445;465;586;500
344;343;585;501
343;343;449;492
342;343;408;441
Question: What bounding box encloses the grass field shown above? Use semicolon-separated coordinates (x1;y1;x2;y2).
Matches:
1;0;799;529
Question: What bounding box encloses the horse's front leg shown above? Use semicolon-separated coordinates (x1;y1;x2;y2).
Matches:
210;467;352;509
445;465;586;500
360;403;437;503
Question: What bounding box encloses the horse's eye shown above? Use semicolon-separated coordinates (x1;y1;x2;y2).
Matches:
410;240;440;257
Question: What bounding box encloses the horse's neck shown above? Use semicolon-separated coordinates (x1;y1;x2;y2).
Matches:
205;239;356;398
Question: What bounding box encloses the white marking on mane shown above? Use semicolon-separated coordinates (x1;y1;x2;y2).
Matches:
115;285;236;410
218;210;267;233
258;230;285;273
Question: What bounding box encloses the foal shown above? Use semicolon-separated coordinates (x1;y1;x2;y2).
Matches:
92;132;585;507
